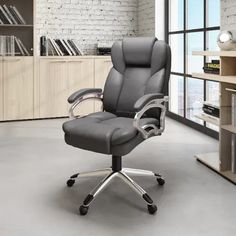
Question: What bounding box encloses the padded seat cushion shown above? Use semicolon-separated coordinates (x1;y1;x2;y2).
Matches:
63;112;158;154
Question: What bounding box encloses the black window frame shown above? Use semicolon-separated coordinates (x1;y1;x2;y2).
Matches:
165;0;220;139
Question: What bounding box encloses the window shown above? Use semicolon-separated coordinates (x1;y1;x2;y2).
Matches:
167;0;220;135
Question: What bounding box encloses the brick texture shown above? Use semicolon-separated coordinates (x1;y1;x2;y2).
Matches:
221;0;236;34
35;0;138;55
138;0;155;36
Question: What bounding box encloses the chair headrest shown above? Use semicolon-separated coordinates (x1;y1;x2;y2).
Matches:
122;37;157;66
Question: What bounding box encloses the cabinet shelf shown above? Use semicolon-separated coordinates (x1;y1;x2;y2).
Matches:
192;73;236;84
193;50;236;57
221;125;236;134
195;114;219;126
195;152;236;184
0;24;33;28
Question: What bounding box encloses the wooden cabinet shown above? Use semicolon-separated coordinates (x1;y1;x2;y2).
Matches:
38;59;68;118
94;58;112;111
38;58;95;118
0;56;111;121
0;57;3;121
67;59;94;116
3;57;34;120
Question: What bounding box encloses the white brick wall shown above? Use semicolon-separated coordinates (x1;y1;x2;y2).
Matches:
221;0;236;34
138;0;155;36
35;0;138;55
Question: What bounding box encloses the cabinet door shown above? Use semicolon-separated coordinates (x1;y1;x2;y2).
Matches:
67;59;94;116
0;57;3;121
39;59;68;118
3;57;34;120
94;58;112;111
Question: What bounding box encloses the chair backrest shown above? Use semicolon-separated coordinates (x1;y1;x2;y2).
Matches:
103;37;171;118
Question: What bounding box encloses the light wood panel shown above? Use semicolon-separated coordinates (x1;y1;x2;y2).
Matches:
39;59;68;118
0;57;3;120
192;73;236;84
67;59;94;116
221;57;236;76
192;50;236;57
94;58;112;111
3;57;34;120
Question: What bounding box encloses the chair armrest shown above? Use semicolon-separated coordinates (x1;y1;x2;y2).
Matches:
133;96;169;139
68;88;103;104
134;93;164;112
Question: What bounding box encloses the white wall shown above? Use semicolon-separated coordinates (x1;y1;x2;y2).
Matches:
221;0;236;35
138;0;155;36
35;0;138;55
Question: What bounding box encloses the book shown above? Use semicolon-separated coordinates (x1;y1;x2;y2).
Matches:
60;39;72;56
15;37;25;56
0;5;11;24
55;39;68;55
40;36;47;56
10;6;26;24
8;6;21;24
51;39;63;56
67;40;80;55
71;40;84;55
17;38;30;56
3;5;17;24
64;39;76;56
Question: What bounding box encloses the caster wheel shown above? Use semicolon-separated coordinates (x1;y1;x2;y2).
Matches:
66;179;75;187
148;204;157;215
157;177;165;186
79;205;89;216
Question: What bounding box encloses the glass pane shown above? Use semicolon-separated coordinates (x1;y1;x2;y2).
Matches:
186;78;204;124
169;75;184;116
169;0;184;31
206;81;219;103
207;30;220;51
187;0;204;29
186;32;204;74
169;34;184;73
207;0;220;27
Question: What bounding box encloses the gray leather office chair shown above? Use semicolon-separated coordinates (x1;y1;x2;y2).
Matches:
62;37;171;215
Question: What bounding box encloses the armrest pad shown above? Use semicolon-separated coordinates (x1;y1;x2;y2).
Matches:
68;88;102;104
134;93;164;112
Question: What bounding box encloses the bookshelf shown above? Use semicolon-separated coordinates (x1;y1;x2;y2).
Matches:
193;50;236;184
0;0;34;56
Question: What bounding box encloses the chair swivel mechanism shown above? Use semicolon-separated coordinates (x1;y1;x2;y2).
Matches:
62;37;171;215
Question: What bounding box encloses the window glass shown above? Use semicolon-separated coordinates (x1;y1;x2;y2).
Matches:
187;0;204;29
207;0;220;27
186;78;204;124
169;75;184;116
169;34;184;73
169;0;184;31
186;32;204;74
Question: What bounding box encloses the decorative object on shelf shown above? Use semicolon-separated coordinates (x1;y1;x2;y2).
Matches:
96;43;112;55
40;36;84;56
203;59;220;74
217;31;236;51
0;4;26;25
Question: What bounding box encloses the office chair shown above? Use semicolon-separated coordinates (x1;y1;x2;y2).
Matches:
62;37;171;215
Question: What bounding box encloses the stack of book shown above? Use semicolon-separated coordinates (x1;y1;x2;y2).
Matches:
203;60;220;74
0;36;30;56
40;36;84;56
0;5;26;25
201;101;220;120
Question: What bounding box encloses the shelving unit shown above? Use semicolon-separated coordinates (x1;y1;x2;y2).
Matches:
195;114;219;126
0;0;34;56
193;50;236;184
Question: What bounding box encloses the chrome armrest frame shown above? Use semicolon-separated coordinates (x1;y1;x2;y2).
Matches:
69;93;103;119
133;96;169;139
